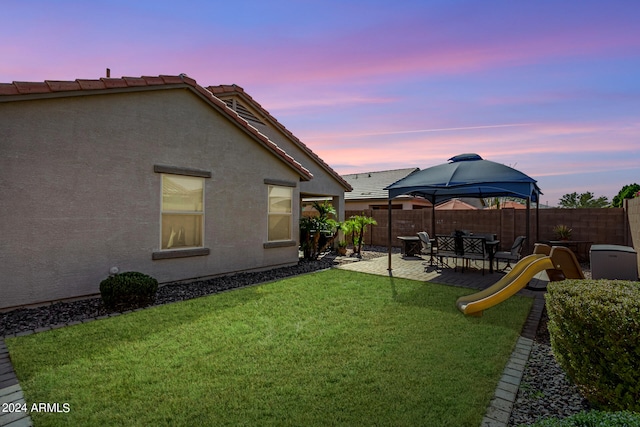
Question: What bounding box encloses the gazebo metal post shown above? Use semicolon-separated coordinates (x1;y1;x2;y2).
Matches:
535;193;540;243
388;199;392;271
526;197;531;254
431;198;436;237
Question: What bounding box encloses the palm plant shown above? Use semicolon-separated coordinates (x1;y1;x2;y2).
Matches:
348;214;377;257
340;218;358;253
300;201;338;260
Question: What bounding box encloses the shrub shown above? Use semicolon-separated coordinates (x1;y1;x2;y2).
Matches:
545;280;640;411
552;224;572;240
528;410;640;426
100;271;158;309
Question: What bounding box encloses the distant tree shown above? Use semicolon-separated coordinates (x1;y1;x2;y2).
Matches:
558;191;609;208
612;183;640;208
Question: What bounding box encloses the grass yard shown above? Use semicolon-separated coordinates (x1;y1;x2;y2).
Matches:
6;269;532;426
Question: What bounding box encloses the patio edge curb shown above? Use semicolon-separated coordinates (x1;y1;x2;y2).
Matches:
0;339;33;427
481;294;545;427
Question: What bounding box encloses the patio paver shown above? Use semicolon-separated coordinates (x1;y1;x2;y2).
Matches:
337;253;543;291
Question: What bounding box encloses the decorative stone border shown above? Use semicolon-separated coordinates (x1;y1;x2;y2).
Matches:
481;294;545;426
0;340;32;426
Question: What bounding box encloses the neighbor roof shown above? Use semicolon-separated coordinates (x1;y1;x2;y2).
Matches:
435;198;478;210
208;84;352;192
0;75;313;181
487;200;526;209
343;168;419;200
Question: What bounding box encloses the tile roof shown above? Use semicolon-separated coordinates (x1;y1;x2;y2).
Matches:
486;200;526;209
208;84;352;192
435;198;478;210
0;75;313;181
343;168;419;200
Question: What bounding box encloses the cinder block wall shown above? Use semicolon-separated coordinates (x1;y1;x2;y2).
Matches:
627;197;640;269
348;207;629;253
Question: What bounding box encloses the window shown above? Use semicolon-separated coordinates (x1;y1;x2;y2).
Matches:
267;185;292;241
161;174;204;249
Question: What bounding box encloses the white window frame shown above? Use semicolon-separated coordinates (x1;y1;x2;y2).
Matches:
152;165;211;260
160;173;205;250
267;184;293;242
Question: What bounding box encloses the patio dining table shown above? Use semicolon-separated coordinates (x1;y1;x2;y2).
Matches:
435;233;500;273
397;236;422;258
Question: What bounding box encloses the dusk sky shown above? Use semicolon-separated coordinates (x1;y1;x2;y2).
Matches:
2;1;638;206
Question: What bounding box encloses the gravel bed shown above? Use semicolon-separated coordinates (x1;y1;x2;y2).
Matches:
508;306;591;426
508;262;592;426
1;257;334;337
0;246;392;337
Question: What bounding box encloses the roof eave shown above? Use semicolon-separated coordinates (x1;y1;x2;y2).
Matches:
0;75;313;182
208;85;351;192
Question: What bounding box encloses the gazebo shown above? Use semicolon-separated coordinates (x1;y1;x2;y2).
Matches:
384;153;542;270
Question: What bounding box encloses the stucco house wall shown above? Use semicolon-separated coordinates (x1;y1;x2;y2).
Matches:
255;120;346;197
0;77;319;309
208;86;352;221
627;197;640;270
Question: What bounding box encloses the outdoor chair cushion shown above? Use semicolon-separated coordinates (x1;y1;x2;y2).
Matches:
417;231;432;254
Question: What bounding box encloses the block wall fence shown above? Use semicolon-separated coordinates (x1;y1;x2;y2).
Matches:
627;197;640;269
346;206;634;255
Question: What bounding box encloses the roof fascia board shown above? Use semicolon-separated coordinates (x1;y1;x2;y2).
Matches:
237;91;351;191
0;83;187;103
184;87;311;182
211;87;352;192
0;77;312;182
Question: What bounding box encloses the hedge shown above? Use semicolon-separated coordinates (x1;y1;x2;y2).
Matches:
545;279;640;411
99;271;158;309
528;410;640;427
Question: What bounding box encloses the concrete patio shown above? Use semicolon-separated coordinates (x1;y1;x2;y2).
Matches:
336;252;548;292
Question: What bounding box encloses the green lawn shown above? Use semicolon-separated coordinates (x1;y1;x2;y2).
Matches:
6;269;532;426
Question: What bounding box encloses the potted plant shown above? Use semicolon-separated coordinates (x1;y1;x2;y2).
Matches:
553;224;572;241
337;240;348;256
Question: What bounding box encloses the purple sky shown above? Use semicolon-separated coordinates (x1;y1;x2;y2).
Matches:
2;1;638;206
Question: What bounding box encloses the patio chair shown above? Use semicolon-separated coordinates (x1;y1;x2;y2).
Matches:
417;231;436;266
435;234;458;269
461;236;488;275
494;236;526;271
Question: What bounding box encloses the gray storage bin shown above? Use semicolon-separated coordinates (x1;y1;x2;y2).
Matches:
590;244;638;281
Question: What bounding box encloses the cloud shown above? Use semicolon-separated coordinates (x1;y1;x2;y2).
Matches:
2;1;638;206
307;123;534;140
306;120;639;183
260;94;397;111
175;3;640;89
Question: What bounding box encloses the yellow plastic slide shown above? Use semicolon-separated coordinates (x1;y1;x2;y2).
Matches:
456;245;584;316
